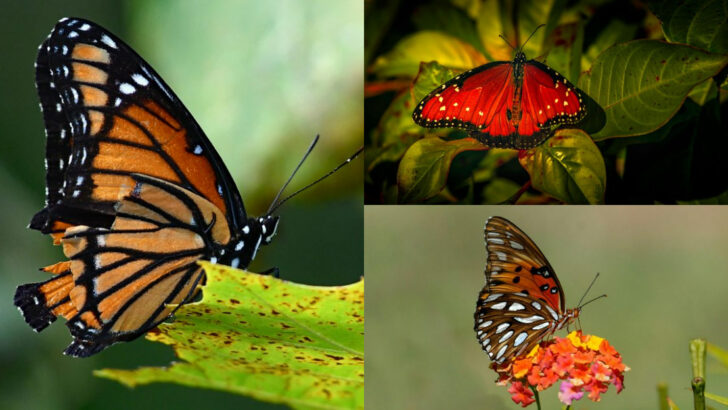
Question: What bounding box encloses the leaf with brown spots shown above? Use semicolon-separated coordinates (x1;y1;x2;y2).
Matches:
95;261;364;409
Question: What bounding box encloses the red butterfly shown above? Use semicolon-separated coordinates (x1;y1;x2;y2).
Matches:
412;30;587;149
474;217;580;364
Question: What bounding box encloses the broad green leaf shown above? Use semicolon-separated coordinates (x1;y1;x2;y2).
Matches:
369;89;422;148
516;0;566;59
367;134;421;172
579;40;728;139
412;3;485;54
706;392;728;405
653;0;728;54
481;178;521;204
412;61;458;102
687;79;718;106
581;20;637;71
397;137;486;203
96;262;364;410
471;149;519;183
518;129;606;204
476;0;513;61
370;31;486;79
543;21;584;83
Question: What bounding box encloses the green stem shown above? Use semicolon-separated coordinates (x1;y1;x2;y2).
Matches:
529;385;541;410
690;339;706;410
657;382;669;410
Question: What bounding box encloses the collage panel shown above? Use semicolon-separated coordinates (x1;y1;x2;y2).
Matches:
365;205;728;409
0;1;362;409
365;0;728;204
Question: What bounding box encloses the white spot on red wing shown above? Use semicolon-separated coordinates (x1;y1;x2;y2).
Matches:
531;301;542;310
438;97;443;102
564;101;569;106
439;106;446;111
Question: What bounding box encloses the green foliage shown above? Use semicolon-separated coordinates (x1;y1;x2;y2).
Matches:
364;0;728;204
97;262;364;410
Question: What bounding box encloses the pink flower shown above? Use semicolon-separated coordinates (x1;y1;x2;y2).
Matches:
558;381;584;405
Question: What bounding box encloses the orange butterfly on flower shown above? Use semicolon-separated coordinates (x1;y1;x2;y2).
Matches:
14;18;360;357
474;217;627;407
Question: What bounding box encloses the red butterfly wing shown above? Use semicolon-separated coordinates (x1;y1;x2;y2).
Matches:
413;62;517;138
517;60;586;139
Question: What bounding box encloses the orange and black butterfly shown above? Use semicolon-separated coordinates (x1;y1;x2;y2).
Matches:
14;18;355;357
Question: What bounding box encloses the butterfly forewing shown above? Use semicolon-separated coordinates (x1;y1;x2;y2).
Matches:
32;18;245;233
475;217;572;365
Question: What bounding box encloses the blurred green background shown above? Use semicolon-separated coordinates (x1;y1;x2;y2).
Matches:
0;1;362;409
365;206;728;409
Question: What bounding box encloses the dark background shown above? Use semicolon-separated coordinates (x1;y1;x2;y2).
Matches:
0;1;363;409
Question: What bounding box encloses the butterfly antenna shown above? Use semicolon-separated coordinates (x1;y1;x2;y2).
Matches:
265;135;320;215
576;272;600;307
578;294;607;310
521;24;545;50
266;142;363;216
498;34;516;51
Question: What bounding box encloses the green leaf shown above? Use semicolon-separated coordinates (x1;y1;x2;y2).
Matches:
581;20;637;71
516;0;566;59
688;79;718;106
653;0;728;54
475;0;514;61
706;392;728;405
543;21;584;82
518;129;606;204
412;3;485;54
481;178;521;204
412;61;458;102
579;40;728;140
397;137;486;203
96;262;364;410
370;31;487;78
369;89;422;148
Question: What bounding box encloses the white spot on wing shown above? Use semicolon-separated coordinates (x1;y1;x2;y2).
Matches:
514;332;528;347
498;330;514;343
532;322;550;330
101;34;117;49
515;315;544;324
119;83;135;94
495;323;509;334
490;301;507;310
508;303;525;311
132;73;149;86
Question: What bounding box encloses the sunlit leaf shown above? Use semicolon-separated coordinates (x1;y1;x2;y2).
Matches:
579;40;728;139
397;137;486;203
96;262;364;410
518;129;606;204
370;31;486;79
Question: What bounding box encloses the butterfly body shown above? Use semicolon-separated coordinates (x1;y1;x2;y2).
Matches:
474;217;579;364
413;51;587;149
15;18;283;357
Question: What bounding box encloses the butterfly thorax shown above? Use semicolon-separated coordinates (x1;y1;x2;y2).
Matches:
508;51;528;126
211;215;279;270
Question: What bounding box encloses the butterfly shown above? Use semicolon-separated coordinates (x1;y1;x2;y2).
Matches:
14;18;358;357
412;30;588;149
474;217;580;364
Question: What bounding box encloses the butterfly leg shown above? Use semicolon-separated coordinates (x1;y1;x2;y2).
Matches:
259;267;280;278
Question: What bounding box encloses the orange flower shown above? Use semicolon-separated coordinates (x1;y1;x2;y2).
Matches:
491;331;628;407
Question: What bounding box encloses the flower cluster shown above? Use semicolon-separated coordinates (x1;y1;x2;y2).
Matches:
492;331;628;407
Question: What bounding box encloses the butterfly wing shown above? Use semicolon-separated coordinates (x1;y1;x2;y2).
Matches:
516;60;587;141
474;292;560;363
64;174;229;356
412;62;519;142
474;216;568;364
16;18;245;356
30;17;245;236
483;216;564;312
